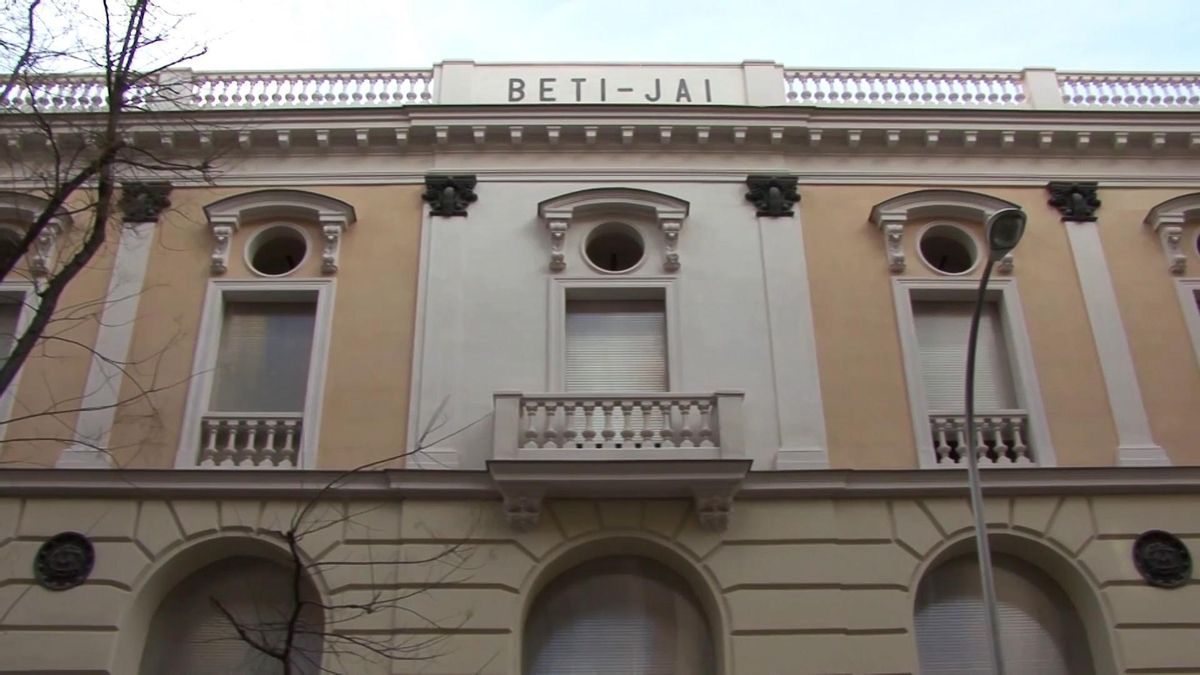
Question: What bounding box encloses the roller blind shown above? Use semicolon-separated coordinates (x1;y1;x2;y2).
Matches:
566;300;666;392
915;554;1096;674
138;557;324;675
211;300;316;412
914;300;1016;412
524;556;716;675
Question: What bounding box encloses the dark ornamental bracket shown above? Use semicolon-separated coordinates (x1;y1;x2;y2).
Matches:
423;175;478;217
1047;181;1101;222
34;532;95;591
1133;529;1192;588
745;175;800;217
119;182;173;223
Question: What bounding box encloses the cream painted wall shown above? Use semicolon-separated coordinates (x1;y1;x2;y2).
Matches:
804;185;1117;469
1100;189;1200;465
105;185;422;470
0;202;118;468
5;492;1198;673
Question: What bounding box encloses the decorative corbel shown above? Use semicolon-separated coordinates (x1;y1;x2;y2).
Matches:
321;224;344;274
1047;182;1101;222
1161;225;1187;274
693;488;735;531
745;175;800;217
118;182;172;223
502;491;544;531
882;218;906;273
547;219;568;272
209;215;238;274
29;221;62;276
423;175;478;217
661;219;682;271
997;252;1015;274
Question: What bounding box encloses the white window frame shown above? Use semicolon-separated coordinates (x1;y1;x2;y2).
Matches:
893;277;1056;468
1175;279;1200;371
176;278;336;469
547;277;680;392
0;281;36;443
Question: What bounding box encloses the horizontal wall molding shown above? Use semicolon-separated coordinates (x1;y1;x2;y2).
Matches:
8;465;1200;499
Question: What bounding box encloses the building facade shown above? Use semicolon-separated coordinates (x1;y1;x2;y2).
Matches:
1;62;1200;673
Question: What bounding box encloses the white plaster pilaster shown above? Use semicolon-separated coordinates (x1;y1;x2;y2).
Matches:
57;221;156;468
1064;219;1170;466
759;214;828;469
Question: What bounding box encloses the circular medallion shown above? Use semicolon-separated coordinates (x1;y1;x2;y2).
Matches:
1133;530;1192;589
34;532;95;591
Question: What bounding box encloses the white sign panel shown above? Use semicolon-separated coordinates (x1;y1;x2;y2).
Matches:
435;63;782;106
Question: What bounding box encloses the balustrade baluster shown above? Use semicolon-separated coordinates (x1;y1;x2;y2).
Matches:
238;420;258;467
261;420;280;467
1011;419;1030;464
581;402;597;447
677;400;696;448
562;402;579;448
639;401;656;447
200;422;219;466
932;419;952;463
523;401;541;448
619;402;636;448
219;419;238;466
600;402;616;447
659;401;678;448
543;402;562;449
279;421;298;467
697;400;714;448
991;419;1011;464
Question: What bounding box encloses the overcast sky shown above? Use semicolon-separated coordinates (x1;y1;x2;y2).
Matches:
180;0;1199;72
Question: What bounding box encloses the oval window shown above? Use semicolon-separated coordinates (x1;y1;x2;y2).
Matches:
919;224;978;275
585;223;644;273
248;226;307;276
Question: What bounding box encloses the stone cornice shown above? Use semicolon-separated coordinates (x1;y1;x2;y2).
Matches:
3;466;1200;499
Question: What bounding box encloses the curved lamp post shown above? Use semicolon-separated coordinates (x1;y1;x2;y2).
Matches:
966;207;1027;675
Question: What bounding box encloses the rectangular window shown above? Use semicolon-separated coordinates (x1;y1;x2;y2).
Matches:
894;278;1054;468
179;280;333;469
0;296;20;363
565;299;667;392
913;300;1016;412
210;300;316;413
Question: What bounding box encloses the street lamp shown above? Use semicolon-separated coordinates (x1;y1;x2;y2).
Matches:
965;207;1027;675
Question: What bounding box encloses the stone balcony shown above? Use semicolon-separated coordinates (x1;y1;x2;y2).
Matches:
928;410;1035;468
197;413;303;468
488;391;750;531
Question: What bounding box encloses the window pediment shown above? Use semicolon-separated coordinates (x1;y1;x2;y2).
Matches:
539;188;689;273
1145;192;1200;274
203;190;356;274
0;191;73;276
870;189;1020;274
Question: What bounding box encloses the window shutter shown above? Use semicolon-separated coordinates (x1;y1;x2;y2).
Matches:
566;300;667;392
913;300;1016;412
524;557;715;675
211;301;316;412
915;554;1096;674
139;557;324;675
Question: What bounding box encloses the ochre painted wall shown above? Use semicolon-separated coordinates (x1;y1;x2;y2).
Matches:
1100;188;1200;464
0;196;117;468
803;185;1116;469
106;185;423;470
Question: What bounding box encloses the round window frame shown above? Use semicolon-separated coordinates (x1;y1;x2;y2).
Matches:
580;221;648;275
1194;228;1200;260
916;221;982;277
244;222;311;278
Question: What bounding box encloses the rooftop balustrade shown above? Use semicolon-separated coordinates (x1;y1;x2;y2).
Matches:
3;65;1196;113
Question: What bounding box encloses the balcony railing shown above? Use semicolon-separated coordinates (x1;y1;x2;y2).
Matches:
929;411;1033;467
197;412;302;468
492;392;745;460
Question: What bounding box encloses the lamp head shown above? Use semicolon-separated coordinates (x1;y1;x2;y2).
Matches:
985;208;1027;260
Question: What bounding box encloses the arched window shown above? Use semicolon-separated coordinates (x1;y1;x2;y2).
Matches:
138;556;324;675
524;556;715;675
915;553;1096;674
